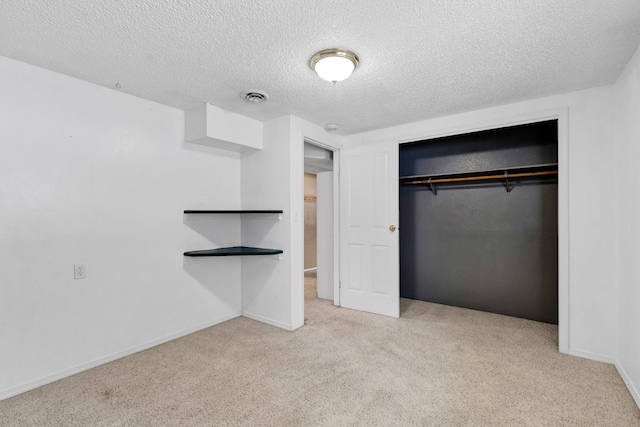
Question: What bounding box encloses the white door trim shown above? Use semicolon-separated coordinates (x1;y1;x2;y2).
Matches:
333;150;340;307
302;137;341;308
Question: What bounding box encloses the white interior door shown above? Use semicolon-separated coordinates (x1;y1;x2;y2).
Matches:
339;141;399;317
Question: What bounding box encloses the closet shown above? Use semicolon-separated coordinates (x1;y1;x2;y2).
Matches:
399;120;558;324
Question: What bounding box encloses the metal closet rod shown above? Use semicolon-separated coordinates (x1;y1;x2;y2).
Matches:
402;170;557;185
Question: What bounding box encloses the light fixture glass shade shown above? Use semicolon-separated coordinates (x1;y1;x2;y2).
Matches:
310;49;359;83
314;56;355;82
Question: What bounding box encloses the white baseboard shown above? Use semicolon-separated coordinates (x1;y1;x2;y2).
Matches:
291;320;305;331
241;311;293;331
567;349;617;364
0;312;241;401
568;350;639;409
616;361;640;409
303;267;317;272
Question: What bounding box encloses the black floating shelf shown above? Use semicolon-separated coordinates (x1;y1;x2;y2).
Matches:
184;210;283;214
184;246;283;257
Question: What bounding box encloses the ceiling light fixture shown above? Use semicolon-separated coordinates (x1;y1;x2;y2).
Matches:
310;48;360;84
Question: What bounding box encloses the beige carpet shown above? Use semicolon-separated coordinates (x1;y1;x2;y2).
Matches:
1;273;639;426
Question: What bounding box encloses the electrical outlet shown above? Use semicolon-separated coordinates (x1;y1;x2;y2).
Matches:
74;264;86;280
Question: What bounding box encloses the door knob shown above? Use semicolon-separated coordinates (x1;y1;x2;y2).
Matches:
389;225;397;232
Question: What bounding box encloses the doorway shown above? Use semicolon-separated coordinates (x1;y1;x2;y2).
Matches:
303;141;335;304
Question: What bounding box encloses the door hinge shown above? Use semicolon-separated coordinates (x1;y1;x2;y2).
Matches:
339;281;342;289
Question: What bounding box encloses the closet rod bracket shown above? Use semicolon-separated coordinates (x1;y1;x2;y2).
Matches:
427;177;437;196
504;171;513;193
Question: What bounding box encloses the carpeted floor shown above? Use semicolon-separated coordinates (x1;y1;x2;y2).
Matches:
1;272;639;426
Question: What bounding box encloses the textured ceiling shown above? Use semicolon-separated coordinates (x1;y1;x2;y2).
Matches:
1;1;640;135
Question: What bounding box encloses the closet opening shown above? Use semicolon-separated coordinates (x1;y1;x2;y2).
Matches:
399;120;559;324
303;141;336;311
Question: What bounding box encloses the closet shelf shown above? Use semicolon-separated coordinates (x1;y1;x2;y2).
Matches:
400;163;558;194
184;246;283;257
184;210;283;214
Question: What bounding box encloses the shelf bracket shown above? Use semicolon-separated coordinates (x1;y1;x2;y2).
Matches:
426;177;437;196
504;171;512;193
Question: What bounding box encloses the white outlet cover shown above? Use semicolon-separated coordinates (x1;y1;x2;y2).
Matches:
74;264;86;280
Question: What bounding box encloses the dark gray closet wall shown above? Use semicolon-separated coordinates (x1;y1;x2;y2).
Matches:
399;120;558;324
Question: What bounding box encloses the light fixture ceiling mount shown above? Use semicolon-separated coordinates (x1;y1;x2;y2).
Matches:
310;48;360;84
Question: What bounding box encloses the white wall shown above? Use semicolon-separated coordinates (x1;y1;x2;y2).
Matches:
240;116;295;329
0;56;242;399
344;86;618;361
614;45;640;407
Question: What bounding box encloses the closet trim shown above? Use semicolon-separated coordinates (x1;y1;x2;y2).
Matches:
397;107;570;354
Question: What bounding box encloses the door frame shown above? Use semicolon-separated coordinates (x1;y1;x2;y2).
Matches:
301;137;341;307
393;108;569;353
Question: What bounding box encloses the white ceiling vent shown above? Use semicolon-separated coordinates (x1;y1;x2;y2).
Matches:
240;90;269;104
